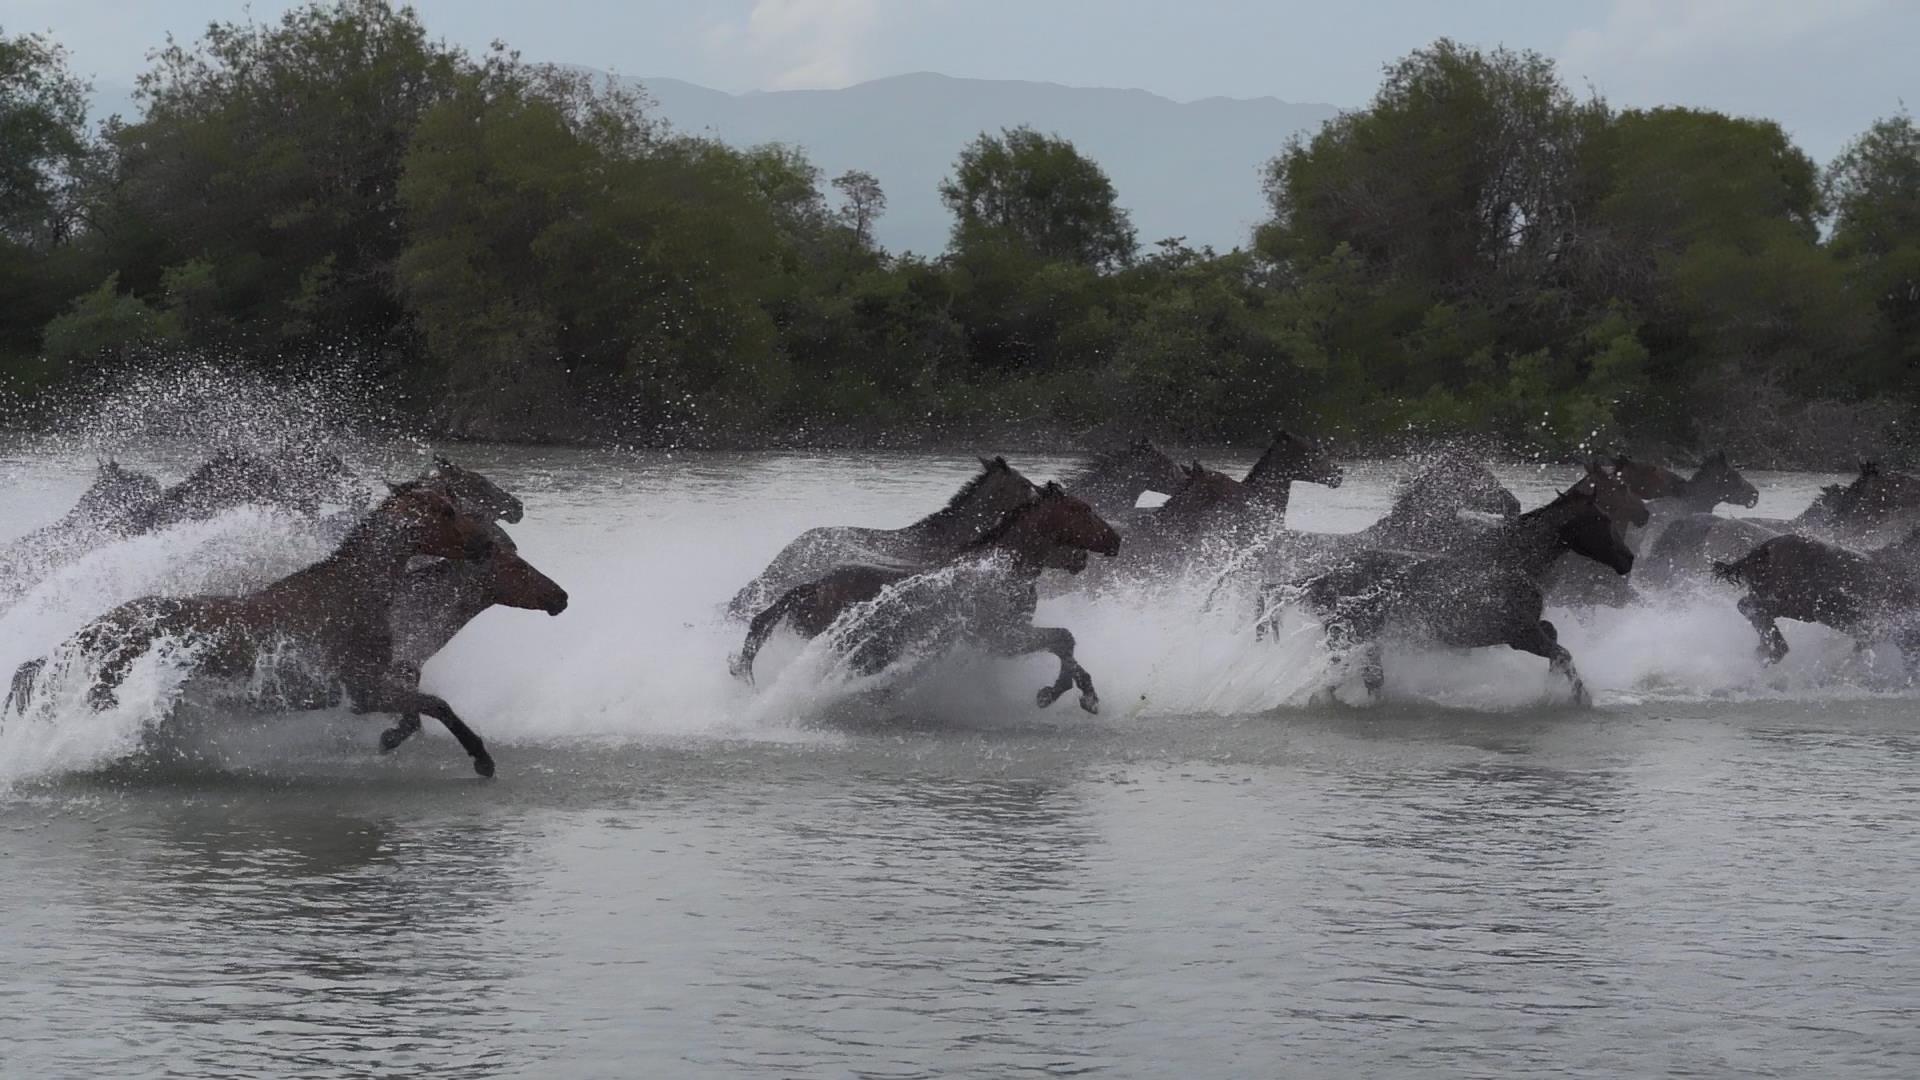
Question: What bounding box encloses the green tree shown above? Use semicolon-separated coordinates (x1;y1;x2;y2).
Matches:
939;126;1136;269
1826;111;1920;373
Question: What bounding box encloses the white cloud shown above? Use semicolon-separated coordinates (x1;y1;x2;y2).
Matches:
706;0;885;90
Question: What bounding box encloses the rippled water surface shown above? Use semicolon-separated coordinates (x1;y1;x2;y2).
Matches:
1;444;1917;1078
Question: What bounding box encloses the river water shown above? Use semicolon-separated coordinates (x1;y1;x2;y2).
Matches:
1;441;1916;1078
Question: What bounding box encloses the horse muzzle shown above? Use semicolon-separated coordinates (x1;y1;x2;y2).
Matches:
544;591;569;615
1610;551;1635;575
1741;491;1761;509
1095;532;1122;557
501;502;526;524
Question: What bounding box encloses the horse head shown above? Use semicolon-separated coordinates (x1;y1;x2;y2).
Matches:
1159;461;1246;523
1575;460;1651;529
1404;451;1521;519
1830;461;1920;526
377;484;495;561
1610;455;1688;500
979;482;1121;563
1244;431;1343;498
1549;486;1635;575
1690;450;1760;509
424;455;524;524
1113;438;1188;498
76;458;163;521
483;548;569;615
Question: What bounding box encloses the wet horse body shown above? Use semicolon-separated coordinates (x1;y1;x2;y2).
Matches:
731;483;1122;712
1276;477;1637;703
1262;451;1521;581
727;457;1040;619
9;487;505;775
1714;530;1920;667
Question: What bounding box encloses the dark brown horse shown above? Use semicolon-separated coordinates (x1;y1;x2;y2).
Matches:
1057;439;1189;518
376;457;558;754
731;483;1121;712
8;485;504;776
1713;529;1920;667
1613;451;1759;514
1272;477;1635;704
727;456;1039;619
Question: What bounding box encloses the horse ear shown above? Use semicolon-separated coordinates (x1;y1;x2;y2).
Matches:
1862;461;1880;477
1042;480;1065;497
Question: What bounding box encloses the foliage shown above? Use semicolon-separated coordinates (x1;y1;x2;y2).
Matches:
0;5;1914;460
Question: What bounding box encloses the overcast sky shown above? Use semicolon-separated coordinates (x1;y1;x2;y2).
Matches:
10;0;1914;162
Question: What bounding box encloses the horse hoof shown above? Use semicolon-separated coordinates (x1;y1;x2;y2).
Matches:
1572;682;1592;707
378;728;407;753
473;756;496;779
1079;691;1100;715
1036;686;1063;708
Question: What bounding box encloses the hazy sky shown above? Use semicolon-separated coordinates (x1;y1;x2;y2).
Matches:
10;0;1914;162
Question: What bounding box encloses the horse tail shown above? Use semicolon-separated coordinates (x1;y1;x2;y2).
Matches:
5;658;45;716
730;585;815;683
1712;548;1765;586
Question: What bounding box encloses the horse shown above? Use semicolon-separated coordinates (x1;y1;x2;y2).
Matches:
1256;449;1521;585
128;445;359;534
1104;433;1344;578
0;459;165;602
1613;451;1760;517
7;485;504;776
1272;478;1635;704
1638;462;1920;589
1712;529;1920;668
377;457;562;754
730;482;1122;713
1056;439;1189;519
727;456;1039;620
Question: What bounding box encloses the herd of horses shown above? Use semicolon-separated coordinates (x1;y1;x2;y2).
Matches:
6;435;1920;778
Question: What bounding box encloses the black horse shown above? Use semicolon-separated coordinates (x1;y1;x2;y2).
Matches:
1107;433;1344;576
129;445;359;534
1272;478;1635;704
731;483;1121;712
728;456;1040;619
1056;439;1189;519
1639;462;1919;589
1713;529;1920;668
0;459;165;604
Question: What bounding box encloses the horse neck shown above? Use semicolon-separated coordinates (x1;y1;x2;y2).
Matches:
909;482;1029;546
264;516;416;611
1486;504;1575;579
1244;476;1293;522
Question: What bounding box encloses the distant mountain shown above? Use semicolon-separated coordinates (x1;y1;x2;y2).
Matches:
87;71;1341;256
623;72;1340;256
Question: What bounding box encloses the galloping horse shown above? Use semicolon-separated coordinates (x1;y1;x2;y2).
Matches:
731;482;1122;713
380;458;564;754
1116;433;1344;575
1274;477;1635;703
728;456;1039;619
129;445;359;534
0;460;165;603
1713;529;1920;668
8;485;504;776
1613;451;1760;518
1056;439;1189;519
1640;462;1920;589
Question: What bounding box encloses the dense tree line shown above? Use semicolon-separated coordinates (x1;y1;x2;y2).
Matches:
0;4;1916;460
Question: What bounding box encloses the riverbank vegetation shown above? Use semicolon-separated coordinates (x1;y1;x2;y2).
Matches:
1;1;1916;463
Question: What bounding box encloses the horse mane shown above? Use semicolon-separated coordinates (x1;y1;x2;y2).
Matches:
962;482;1060;550
911;456;1031;530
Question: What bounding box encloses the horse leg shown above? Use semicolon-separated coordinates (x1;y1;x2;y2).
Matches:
994;625;1098;714
5;658;45;715
1358;639;1385;699
354;683;494;778
1513;619;1589;706
1737;594;1789;665
730;585;815;683
377;663;425;752
86;627;163;711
